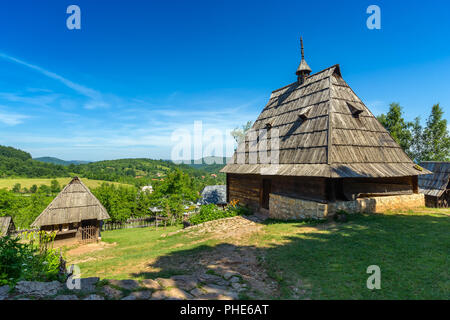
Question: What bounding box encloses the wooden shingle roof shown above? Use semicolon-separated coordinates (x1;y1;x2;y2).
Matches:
0;216;14;237
31;177;110;227
418;162;450;197
222;65;431;178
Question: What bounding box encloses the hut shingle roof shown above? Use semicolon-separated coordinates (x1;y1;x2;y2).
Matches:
31;177;110;227
418;162;450;197
221;65;431;178
0;216;14;237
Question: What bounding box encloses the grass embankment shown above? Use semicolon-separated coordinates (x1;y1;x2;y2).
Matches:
0;178;128;190
67;207;450;299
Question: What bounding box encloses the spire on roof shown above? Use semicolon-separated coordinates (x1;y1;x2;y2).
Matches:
296;37;312;84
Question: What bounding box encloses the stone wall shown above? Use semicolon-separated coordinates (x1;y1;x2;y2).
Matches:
269;193;329;220
269;193;425;220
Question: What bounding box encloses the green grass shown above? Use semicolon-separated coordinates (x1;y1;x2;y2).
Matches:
260;210;449;299
67;225;222;280
66;208;450;299
0;177;129;190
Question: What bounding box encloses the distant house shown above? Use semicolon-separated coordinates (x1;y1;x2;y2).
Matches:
141;185;153;193
0;216;15;237
199;185;227;207
418;162;450;208
31;177;110;244
221;38;431;219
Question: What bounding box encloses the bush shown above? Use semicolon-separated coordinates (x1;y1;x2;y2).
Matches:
0;233;63;287
189;204;236;225
188;201;252;225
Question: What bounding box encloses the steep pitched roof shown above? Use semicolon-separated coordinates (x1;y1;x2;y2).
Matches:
0;216;14;237
222;65;431;178
31;177;110;227
418;162;450;197
199;185;227;205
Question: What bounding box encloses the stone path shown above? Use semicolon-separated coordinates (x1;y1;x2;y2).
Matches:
0;272;251;300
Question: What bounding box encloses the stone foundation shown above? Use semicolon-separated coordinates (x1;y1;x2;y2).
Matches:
269;193;425;220
269;194;328;220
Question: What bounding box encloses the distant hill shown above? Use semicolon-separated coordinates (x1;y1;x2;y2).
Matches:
0;145;69;178
33;157;91;166
0;144;226;185
187;156;229;173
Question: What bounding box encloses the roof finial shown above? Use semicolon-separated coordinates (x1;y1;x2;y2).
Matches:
301;37;305;60
296;36;312;84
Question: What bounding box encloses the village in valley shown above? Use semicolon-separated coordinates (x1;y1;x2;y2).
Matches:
0;1;449;305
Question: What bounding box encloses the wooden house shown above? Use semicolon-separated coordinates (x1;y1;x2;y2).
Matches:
0;216;16;237
418;162;450;207
31;177;110;244
221;38;431;219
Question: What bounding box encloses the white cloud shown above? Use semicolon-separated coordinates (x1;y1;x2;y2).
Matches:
0;111;29;125
0;52;108;110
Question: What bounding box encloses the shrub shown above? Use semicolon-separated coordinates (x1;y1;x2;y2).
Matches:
0;232;63;287
189;204;236;225
188;202;252;225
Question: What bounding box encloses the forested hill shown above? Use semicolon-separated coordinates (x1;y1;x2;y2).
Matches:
0;145;226;185
33;157;90;166
0;145;69;178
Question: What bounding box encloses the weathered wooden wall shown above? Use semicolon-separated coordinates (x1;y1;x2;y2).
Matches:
340;176;415;200
227;173;327;211
228;173;418;211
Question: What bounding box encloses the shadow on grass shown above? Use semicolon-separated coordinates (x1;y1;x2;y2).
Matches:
131;213;449;299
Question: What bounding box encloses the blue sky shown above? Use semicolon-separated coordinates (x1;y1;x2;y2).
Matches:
0;0;449;161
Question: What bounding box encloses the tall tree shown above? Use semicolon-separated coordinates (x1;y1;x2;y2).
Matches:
230;121;253;145
377;103;413;157
422;103;450;161
409;117;426;163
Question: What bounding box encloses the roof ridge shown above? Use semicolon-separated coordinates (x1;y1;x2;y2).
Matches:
272;64;339;93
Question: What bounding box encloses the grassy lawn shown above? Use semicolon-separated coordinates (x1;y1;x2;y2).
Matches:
0;177;129;190
67;225;222;280
260;209;450;299
67;207;450;299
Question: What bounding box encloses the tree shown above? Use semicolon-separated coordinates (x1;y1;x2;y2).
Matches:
377;103;412;157
422;103;450;161
231;121;253;145
30;184;38;194
50;179;61;194
12;183;21;193
409;117;425;163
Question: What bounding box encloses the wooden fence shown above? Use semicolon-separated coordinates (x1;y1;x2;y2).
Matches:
101;216;169;231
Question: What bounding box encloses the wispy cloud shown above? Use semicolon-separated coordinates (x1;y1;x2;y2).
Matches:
0;110;29;125
0;52;108;110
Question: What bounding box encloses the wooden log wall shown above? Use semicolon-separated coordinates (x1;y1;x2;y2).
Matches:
227;174;327;211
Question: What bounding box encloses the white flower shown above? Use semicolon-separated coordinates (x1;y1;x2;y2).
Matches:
42;261;48;265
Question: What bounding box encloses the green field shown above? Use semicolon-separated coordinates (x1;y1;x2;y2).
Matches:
68;207;450;299
0;177;129;190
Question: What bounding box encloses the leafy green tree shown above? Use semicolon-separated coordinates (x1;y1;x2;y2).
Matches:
422;103;450;161
30;184;38;193
409;117;426;163
377;103;413;156
12;183;21;193
50;179;61;194
231;120;253;145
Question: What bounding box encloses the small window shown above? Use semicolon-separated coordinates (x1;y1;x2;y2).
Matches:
298;107;311;120
265;123;272;130
347;102;363;117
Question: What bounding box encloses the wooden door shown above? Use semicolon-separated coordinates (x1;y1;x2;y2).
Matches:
261;179;271;209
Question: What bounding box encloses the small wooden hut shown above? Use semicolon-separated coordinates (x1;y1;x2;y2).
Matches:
31;177;110;244
221;38;431;219
0;216;15;237
418;162;450;207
